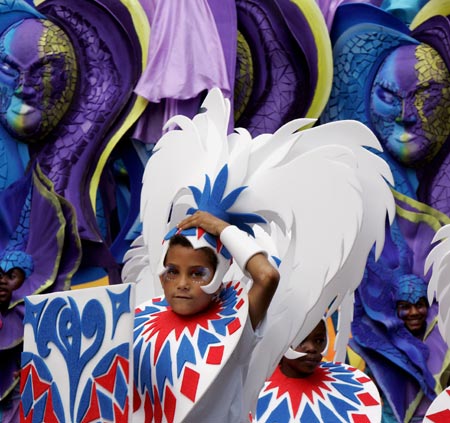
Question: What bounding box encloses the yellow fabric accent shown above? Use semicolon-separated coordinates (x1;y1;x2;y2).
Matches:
411;0;450;30
346;347;366;372
323;316;336;362
90;0;150;209
290;0;333;120
71;275;110;290
404;390;424;423
392;189;450;231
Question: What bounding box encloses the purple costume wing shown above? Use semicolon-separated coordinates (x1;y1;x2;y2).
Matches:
0;165;81;401
134;0;231;102
28;0;147;282
132;0;236;142
234;0;332;137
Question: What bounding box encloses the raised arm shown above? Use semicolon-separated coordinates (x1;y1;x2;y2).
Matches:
245;252;279;329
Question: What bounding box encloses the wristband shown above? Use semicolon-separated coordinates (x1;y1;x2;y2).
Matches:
220;225;267;275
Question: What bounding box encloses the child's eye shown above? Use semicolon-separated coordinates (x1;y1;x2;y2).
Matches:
161;266;179;281
190;267;211;283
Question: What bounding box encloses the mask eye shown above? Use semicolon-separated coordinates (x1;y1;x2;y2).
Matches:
0;61;19;79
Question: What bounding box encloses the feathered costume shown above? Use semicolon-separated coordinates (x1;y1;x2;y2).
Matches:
253;318;382;422
123;88;395;421
350;219;450;422
27;0;150;284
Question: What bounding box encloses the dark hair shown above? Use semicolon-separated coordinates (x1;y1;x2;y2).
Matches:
166;234;218;271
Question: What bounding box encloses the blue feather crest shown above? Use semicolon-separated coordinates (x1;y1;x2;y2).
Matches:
164;165;266;258
188;165;266;232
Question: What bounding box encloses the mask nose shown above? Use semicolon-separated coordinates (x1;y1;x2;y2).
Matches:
395;100;417;125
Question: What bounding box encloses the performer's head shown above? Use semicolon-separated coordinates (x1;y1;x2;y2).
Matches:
159;233;222;316
0;18;77;141
0;250;32;310
394;274;429;337
280;319;328;378
369;43;450;167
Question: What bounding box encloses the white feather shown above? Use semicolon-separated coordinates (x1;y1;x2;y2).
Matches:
424;224;450;346
121;89;395;412
242;120;395;413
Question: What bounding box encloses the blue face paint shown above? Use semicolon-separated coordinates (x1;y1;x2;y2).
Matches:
370;44;450;167
0;18;77;141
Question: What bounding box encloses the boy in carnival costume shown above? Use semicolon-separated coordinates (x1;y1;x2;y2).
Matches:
123;88;396;422
254;318;382;422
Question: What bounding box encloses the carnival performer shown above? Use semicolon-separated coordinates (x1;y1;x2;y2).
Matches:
253;319;382;422
350;267;450;422
0;259;28;423
123;87;395;422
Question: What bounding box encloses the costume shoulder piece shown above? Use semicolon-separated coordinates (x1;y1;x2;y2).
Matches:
254;363;381;423
133;281;248;423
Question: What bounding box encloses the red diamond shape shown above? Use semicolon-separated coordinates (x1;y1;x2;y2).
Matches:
357;392;380;406
227;317;241;335
180;367;199;402
206;345;224;364
351;414;371;423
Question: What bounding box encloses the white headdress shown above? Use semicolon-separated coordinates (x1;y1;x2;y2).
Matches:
122;87;395;410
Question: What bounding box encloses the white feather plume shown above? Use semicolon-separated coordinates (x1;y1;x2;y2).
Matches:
121;89;395;409
424;224;450;346
242;119;395;412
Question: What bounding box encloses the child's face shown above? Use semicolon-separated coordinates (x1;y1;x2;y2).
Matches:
160;244;216;316
0;267;25;307
396;297;428;335
281;321;327;378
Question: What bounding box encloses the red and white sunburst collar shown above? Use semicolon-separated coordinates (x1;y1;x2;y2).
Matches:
133;280;249;423
254;362;381;422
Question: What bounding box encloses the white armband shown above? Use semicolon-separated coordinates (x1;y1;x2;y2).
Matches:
220;225;267;275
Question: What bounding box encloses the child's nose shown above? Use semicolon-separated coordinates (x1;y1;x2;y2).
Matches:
409;305;421;315
301;341;317;354
176;274;191;289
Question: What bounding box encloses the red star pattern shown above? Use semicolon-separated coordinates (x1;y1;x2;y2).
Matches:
142;300;224;362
